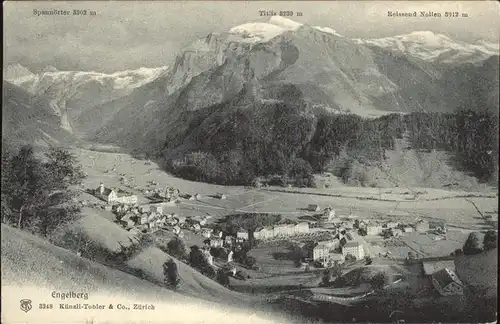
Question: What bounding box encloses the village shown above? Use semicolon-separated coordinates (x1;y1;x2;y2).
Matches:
75;174;474;300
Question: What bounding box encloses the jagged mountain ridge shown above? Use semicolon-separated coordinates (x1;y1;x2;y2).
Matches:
89;17;498;154
3;64;169;133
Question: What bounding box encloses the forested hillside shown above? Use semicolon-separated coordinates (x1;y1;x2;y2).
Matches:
164;83;499;188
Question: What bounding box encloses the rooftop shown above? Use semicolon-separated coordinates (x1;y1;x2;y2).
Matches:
343;241;361;248
422;260;456;275
432;268;463;288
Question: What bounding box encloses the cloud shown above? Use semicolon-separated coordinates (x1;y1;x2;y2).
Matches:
3;1;499;73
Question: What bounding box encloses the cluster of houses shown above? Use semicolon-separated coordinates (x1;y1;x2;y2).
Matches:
113;203;186;234
359;219;445;238
145;185;180;201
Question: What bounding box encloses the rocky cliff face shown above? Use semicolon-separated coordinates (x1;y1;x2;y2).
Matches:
82;18;498;156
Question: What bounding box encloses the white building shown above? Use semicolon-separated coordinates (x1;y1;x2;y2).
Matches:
294;222;310;234
95;183;138;205
385;222;399;229
209;238;224;248
273;224;295;237
366;224;383;236
313;240;340;261
139;205;151;214
342;241;365;260
236;229;249;240
253;227;273;240
323;207;335;220
201;228;213;237
313;243;330;262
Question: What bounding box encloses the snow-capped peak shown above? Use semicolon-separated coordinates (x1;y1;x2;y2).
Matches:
5;66;169;92
268;16;302;30
355;31;499;64
228;16;344;43
3;63;34;80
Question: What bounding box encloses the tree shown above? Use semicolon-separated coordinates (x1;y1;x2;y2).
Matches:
345;254;357;262
371;273;386;290
330;262;343;280
167;237;189;260
1;145;84;235
365;256;373;265
163;258;180;289
243;255;256;267
483;230;498;250
210;247;227;260
189;246;216;278
321;262;343;286
321;268;331;286
2;145;47;229
216;268;230;288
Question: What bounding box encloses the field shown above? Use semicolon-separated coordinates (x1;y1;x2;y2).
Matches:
73;147;498;232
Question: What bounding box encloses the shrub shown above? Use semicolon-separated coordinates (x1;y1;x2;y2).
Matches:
463;232;484;255
216;269;230;287
243;255;257;267
163;258;180;289
483;230;498;251
166;237;189;261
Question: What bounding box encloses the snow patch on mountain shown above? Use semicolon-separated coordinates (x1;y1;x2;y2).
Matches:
6;66;169;93
229;22;289;43
268;16;303;30
355;31;499;64
228;16;343;43
312;26;344;37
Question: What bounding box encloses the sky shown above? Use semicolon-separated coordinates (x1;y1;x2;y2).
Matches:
3;1;500;73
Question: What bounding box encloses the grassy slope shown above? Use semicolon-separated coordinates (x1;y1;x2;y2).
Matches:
126;246;255;305
338;148;493;191
51;209;138;253
2;224;187;299
455;248;498;298
1;224;284;324
49;211;257;306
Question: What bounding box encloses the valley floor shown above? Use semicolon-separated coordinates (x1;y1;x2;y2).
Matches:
72;146;498;232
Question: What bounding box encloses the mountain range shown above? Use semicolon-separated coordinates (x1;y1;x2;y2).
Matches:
3;17;499;158
3;64;168;134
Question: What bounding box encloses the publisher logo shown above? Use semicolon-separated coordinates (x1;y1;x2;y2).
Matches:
20;299;32;313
